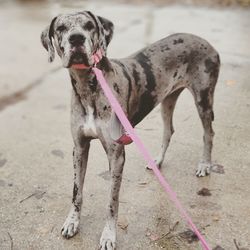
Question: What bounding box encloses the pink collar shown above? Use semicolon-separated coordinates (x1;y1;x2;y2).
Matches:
71;49;103;70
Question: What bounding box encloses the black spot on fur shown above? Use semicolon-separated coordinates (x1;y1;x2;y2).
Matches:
110;205;114;217
98;57;113;72
204;58;215;73
71;76;76;85
134;52;156;92
129;53;157;125
110;208;114;216
131;91;155;126
182;50;199;73
216;54;220;65
160;45;171;51
112;60;132;112
211;110;214;121
132;65;140;85
173;71;178;78
72;183;78;203
173;38;184;45
84;20;95;31
91;100;97;118
74;204;80;212
70;75;86;115
204;57;219;79
199;88;210;112
113;83;120;94
88;75;98;92
112;60;132;87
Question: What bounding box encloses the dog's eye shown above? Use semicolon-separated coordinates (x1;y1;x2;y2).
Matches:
57;25;67;32
84;21;95;31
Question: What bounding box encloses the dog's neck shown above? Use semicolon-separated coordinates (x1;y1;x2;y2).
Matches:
69;56;113;81
69;56;114;110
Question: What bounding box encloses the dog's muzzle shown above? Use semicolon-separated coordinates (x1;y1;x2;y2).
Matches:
69;48;90;67
67;33;91;68
70;49;103;70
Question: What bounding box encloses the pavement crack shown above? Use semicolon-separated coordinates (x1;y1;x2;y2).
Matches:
7;232;13;250
19;191;46;203
0;66;61;112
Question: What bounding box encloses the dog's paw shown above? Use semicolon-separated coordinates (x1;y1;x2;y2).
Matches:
99;239;116;250
61;211;80;239
196;162;212;177
99;224;116;250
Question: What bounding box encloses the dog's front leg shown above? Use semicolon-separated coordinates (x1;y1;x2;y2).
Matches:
100;143;125;250
61;140;90;238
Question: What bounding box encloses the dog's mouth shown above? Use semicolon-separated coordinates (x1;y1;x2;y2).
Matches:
69;53;90;67
68;47;90;68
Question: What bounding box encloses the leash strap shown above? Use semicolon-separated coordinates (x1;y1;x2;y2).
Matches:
92;67;211;250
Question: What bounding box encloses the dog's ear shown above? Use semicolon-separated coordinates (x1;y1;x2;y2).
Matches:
97;16;114;48
41;17;57;63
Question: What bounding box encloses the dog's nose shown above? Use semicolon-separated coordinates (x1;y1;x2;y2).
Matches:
69;34;85;46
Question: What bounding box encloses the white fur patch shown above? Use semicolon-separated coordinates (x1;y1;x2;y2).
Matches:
196;161;212;177
83;106;98;137
100;221;116;250
61;207;80;238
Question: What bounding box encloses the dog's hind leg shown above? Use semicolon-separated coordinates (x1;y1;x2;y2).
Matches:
154;88;184;168
190;71;218;177
61;140;90;238
194;91;215;177
99;142;125;250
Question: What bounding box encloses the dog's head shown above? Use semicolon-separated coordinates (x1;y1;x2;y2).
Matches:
41;11;114;68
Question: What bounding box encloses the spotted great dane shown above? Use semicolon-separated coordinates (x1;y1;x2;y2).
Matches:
41;10;220;250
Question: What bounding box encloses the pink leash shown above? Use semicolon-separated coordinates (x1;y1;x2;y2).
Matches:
92;66;211;250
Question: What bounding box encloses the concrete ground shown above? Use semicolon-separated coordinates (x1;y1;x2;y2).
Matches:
0;1;250;249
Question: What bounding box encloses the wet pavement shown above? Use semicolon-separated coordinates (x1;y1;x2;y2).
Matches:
0;1;250;249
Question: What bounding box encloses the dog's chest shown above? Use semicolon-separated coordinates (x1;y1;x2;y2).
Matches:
83;106;98;137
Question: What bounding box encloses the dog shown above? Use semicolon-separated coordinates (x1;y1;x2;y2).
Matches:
41;10;220;250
